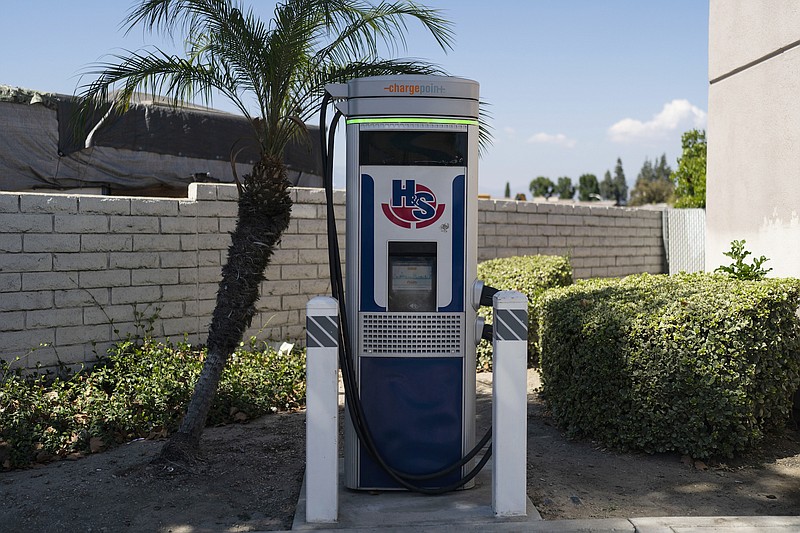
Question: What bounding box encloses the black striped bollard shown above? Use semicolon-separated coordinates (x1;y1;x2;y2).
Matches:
492;290;528;517
305;297;339;523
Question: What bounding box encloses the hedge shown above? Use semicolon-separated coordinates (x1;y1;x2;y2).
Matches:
476;255;572;371
538;273;800;459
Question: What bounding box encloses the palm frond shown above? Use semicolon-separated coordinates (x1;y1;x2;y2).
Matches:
75;47;251;142
125;0;234;39
477;99;494;157
312;0;453;68
82;0;461;161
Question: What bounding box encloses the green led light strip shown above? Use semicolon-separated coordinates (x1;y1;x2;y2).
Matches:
346;117;478;126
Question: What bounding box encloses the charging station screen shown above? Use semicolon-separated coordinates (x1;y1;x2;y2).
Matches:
388;242;436;312
360;131;467;166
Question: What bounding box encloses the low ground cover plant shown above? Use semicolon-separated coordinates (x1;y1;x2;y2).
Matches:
539;272;800;459
476;254;572;370
0;337;305;469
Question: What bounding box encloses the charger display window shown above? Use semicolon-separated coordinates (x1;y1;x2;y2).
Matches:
388;242;437;312
360;130;467;166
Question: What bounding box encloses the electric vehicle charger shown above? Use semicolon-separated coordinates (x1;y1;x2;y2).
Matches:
318;79;501;494
319;97;491;494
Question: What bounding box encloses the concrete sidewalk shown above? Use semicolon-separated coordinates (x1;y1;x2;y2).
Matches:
286;516;800;532
285;462;800;532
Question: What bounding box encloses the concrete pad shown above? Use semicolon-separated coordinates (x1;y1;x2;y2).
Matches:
291;460;541;531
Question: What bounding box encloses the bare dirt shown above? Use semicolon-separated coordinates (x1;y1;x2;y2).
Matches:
1;370;798;532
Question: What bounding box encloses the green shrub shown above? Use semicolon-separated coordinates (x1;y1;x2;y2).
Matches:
0;337;305;469
539;273;800;459
715;239;773;280
476;255;572;371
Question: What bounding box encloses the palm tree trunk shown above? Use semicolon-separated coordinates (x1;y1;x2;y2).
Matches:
158;157;292;463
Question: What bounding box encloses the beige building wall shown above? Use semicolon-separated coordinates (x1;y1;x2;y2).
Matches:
707;1;800;276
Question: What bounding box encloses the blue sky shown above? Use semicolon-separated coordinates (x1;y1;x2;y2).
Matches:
0;1;708;197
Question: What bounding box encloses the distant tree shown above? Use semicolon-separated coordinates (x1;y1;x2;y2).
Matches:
578;173;600;201
530;176;555;199
504;181;511;198
672;129;707;208
599;170;614;200
637;158;655;183
629;155;674;206
554;176;575;200
654;153;672;182
612;158;628;205
628;179;674;206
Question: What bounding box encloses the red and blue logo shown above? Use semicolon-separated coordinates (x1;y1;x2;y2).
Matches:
381;179;445;229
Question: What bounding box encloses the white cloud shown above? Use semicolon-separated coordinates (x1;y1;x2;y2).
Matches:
493;126;517;145
608;99;707;143
527;132;576;148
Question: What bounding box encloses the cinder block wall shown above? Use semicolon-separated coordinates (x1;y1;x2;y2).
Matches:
478;199;665;278
0;185;663;370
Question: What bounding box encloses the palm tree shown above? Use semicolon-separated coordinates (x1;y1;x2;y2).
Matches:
77;0;453;464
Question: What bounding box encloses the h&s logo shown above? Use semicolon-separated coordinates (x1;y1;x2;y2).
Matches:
381;179;445;229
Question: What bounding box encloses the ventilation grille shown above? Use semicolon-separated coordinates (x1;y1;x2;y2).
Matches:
360;313;463;355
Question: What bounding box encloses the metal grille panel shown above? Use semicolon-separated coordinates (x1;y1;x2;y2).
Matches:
360;313;463;355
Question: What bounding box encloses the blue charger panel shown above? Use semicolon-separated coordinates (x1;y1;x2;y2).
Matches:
359;356;463;489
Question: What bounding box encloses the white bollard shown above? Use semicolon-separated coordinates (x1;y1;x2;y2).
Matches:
305;297;339;523
492;290;528;517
